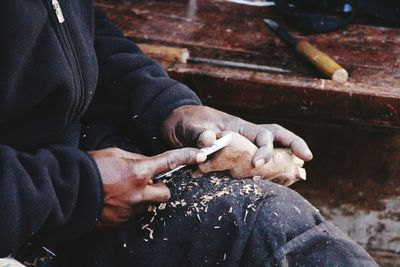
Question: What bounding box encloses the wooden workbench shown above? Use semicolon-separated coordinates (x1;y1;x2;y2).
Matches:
98;0;400;127
97;1;400;265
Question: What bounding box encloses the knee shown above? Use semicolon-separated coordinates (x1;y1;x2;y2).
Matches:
261;181;318;215
254;181;324;240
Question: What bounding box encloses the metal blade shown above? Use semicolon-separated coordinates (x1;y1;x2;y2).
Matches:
263;19;298;47
188;57;291;73
153;133;233;181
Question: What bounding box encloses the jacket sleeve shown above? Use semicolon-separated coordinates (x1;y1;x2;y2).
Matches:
0;144;103;257
88;8;201;151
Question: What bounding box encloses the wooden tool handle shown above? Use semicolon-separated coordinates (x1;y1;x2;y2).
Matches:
296;40;348;82
137;43;190;63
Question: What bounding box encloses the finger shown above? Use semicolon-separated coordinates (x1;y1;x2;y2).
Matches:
146;147;207;177
197;151;230;173
251;128;275;167
142;182;171;203
197;130;217;148
230;121;274;167
99;206;132;228
216;131;234;139
174;122;219;148
266;125;313;161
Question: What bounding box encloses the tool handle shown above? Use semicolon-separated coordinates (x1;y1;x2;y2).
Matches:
296;40;348;82
137;43;190;63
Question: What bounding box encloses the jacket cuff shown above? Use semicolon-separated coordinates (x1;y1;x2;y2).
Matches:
84;151;104;224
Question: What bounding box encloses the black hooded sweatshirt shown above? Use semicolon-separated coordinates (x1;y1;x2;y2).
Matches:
0;0;200;256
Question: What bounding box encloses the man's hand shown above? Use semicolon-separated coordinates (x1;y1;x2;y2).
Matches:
194;132;306;186
88;147;206;228
161;105;313;168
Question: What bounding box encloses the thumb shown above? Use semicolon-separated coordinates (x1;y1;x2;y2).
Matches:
196;130;217;148
146;147;207;177
142;182;171;203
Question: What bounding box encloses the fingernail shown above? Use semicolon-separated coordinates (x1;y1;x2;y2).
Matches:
305;149;313;160
198;131;216;147
196;152;207;163
255;159;265;168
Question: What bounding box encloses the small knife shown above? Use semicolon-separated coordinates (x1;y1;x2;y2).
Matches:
263;19;348;82
153;133;233;181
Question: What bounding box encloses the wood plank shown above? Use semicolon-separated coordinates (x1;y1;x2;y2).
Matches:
97;1;400;83
168;63;400;126
97;0;400;127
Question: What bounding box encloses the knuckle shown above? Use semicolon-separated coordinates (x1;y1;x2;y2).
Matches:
271;123;282;130
291;136;305;145
130;165;148;181
102;148;115;156
262;128;273;138
131;192;144;204
166;154;178;170
258;128;273;143
268;124;283;134
183;148;195;161
109;147;122;156
129;164;140;176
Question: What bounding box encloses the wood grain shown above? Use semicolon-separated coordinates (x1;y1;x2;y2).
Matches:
97;0;400;127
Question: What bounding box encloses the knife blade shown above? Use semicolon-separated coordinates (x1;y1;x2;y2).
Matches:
263;19;348;82
153;133;233;181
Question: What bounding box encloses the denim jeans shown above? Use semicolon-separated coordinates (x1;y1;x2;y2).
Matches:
60;170;378;267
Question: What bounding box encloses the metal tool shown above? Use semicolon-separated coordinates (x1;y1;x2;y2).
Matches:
137;43;291;74
153;133;233;181
187;57;290;73
263;19;348;82
227;0;275;7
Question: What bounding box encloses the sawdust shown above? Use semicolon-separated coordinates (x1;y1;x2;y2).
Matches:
139;169;265;241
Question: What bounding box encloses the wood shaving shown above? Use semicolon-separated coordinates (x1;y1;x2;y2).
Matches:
139;172;266;241
244;209;249;223
146;227;154;239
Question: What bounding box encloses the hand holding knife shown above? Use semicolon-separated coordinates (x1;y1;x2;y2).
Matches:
153;133;233;181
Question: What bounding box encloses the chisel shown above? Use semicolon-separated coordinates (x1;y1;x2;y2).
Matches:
138;43;291;74
263;19;348;82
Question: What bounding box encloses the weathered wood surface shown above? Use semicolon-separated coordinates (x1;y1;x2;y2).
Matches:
97;0;400;127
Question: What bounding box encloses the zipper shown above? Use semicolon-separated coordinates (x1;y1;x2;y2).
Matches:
51;0;65;23
46;0;85;123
